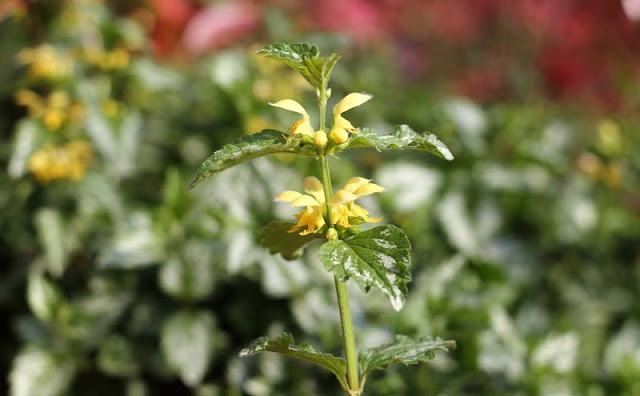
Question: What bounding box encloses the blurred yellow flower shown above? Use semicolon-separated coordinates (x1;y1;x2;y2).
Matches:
597;119;623;156
275;176;383;236
15;90;83;131
28;141;93;183
17;44;72;80
83;46;130;70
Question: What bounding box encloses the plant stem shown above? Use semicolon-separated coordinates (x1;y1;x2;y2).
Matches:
319;155;360;394
318;86;327;132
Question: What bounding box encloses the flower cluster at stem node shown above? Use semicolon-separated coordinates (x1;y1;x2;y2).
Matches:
275;176;384;236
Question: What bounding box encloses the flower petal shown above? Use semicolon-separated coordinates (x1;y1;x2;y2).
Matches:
330;190;358;206
270;99;309;115
333;93;372;117
303;176;325;203
342;177;370;193
291;194;321;207
275;190;303;203
353;182;384;197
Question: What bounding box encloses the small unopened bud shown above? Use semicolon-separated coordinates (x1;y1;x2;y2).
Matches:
313;130;327;148
325;228;338;241
329;127;349;144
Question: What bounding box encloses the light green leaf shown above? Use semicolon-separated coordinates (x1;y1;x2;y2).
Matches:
187;130;316;191
34;209;68;277
8;119;40;179
239;332;347;390
161;310;217;387
339;125;454;161
158;248;215;301
359;336;456;381
9;345;76;396
27;270;65;323
99;212;164;269
257;43;340;90
319;225;412;311
97;335;140;377
259;221;320;260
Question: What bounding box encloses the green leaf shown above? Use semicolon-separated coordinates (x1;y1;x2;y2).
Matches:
97;335;140;377
259;221;320;260
319;225;411;311
257;43;340;91
34;209;68;277
161;310;217;387
158;247;215;302
239;332;347;390
9;345;76;396
27;270;65;323
187;130;316;191
359;336;456;381
338;125;454;161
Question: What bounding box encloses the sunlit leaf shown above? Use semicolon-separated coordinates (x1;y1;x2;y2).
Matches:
359;336;455;382
257;43;340;90
319;225;411;311
9;346;76;396
161;310;217;387
27;270;65;323
187;130;316;191
339;125;454;161
34;209;68;277
239;332;347;390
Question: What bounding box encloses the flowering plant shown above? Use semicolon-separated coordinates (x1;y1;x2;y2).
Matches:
188;43;456;395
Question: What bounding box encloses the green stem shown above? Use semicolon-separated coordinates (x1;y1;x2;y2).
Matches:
318;86;327;132
319;155;360;394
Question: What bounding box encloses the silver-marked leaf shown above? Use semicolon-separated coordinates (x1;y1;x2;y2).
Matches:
239;332;347;390
27;270;65;323
34;209;70;277
187;130;316;191
319;225;411;311
359;336;456;381
340;125;454;161
9;345;76;396
259;221;320;260
161;310;217;387
257;43;340;90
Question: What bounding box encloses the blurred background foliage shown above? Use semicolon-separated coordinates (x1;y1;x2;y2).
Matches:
1;0;639;395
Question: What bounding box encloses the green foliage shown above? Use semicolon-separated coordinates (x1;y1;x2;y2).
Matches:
257;43;340;92
341;125;454;160
259;221;321;260
319;225;412;311
239;332;348;391
187;130;316;190
359;336;456;382
9;346;76;396
161;310;219;387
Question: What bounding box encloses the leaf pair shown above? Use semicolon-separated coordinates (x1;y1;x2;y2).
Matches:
239;332;455;393
257;43;340;93
187;125;452;191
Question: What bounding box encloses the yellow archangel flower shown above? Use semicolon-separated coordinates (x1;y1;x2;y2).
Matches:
270;93;372;142
275;176;384;236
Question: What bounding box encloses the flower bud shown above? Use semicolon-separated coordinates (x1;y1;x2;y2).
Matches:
325;228;338;241
329;127;349;144
313;130;328;148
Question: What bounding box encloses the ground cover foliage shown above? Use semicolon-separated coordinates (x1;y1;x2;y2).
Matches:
1;1;640;395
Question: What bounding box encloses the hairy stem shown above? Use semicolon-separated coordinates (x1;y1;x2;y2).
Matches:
319;155;360;394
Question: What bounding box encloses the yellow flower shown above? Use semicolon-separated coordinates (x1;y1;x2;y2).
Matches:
329;93;372;143
275;176;384;236
28;141;93;183
17;45;72;80
15;90;82;131
269;99;315;138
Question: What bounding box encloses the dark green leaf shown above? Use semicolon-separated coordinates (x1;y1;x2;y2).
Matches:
257;43;340;91
97;335;140;377
259;221;320;260
319;225;411;311
339;124;454;161
239;332;348;390
359;336;456;381
187;130;316;191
